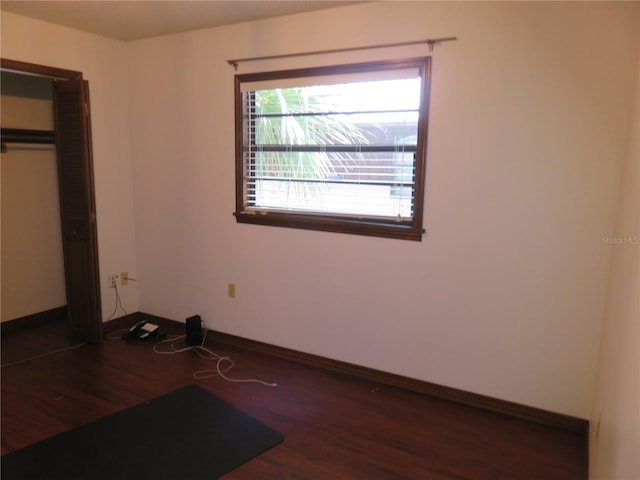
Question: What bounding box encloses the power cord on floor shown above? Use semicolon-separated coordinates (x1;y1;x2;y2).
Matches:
106;328;131;341
152;329;277;387
1;342;87;368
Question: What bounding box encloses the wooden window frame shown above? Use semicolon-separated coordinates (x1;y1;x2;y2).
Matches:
234;57;432;241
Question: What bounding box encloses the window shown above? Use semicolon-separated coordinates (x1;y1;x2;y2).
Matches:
234;57;431;241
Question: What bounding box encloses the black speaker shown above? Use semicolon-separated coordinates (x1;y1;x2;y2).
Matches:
185;315;203;346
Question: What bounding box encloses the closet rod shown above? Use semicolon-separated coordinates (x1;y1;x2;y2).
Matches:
227;37;457;69
1;128;56;145
1;128;56;153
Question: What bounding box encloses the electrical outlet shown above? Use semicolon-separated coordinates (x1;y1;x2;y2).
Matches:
108;273;119;288
121;272;128;286
228;282;236;298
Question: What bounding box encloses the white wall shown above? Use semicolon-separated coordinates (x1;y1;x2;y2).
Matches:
589;32;640;479
1;11;139;321
127;1;639;419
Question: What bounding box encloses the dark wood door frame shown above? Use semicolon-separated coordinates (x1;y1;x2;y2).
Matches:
1;58;102;343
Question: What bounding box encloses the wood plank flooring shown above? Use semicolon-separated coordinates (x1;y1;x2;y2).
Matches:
1;320;587;479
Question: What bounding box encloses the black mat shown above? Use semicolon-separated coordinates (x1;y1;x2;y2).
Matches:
2;384;284;479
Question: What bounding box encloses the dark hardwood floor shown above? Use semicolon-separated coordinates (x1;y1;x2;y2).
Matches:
1;320;587;479
1;315;78;368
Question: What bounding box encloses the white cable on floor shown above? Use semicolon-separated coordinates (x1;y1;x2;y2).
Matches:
1;342;87;368
152;331;277;387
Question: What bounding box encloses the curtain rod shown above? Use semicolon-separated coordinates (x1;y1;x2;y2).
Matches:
227;37;457;70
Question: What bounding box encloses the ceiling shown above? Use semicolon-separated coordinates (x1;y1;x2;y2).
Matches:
0;1;362;41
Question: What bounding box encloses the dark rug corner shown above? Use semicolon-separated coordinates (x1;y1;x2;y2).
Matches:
1;384;284;479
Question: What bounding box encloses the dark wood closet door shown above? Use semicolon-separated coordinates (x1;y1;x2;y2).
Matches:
52;79;102;343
